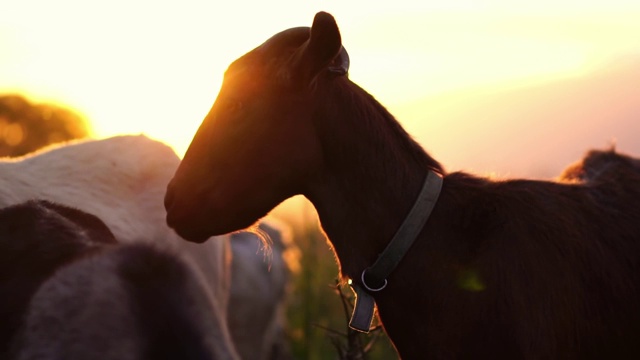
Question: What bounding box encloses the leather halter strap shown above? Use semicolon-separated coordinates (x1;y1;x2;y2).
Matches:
349;169;443;332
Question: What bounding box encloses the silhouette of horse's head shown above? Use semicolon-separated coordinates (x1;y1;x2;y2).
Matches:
165;12;349;241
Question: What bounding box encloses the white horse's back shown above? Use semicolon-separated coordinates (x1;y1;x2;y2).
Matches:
1;135;180;242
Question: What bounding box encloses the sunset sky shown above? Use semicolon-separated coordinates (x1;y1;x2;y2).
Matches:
2;0;640;178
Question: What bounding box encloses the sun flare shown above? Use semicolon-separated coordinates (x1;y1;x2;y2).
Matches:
2;0;640;165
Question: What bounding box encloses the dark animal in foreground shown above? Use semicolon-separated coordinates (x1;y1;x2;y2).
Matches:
1;200;239;360
0;135;295;358
164;11;640;359
0;200;117;358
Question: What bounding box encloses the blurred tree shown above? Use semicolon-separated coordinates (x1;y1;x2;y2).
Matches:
0;94;89;157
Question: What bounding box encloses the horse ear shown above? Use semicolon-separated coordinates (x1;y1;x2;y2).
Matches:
292;12;345;83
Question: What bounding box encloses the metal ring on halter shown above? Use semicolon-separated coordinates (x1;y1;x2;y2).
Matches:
361;269;388;292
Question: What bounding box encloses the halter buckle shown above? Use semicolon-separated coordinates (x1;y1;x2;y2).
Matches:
361;269;387;292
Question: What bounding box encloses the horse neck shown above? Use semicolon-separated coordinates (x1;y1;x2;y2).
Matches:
304;79;443;280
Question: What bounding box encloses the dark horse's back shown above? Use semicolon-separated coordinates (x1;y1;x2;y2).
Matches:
511;150;640;359
567;150;640;359
390;150;640;360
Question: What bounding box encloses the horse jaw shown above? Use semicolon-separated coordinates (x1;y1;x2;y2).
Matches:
165;177;277;242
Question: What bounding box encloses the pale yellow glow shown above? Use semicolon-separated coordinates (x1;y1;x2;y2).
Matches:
2;0;640;160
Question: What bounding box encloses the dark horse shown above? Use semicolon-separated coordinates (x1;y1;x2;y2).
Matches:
0;200;117;358
165;12;640;359
2;200;239;360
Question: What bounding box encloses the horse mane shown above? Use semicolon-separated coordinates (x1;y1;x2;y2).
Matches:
323;77;444;177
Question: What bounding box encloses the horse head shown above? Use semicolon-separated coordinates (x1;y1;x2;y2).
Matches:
165;12;349;242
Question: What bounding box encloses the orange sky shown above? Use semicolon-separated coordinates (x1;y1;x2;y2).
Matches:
2;0;640;178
